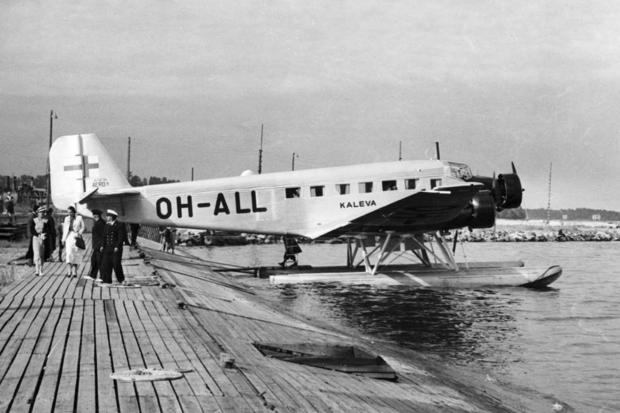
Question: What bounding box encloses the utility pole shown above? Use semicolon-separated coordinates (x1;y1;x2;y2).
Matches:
46;110;58;208
291;152;298;171
191;167;194;181
435;141;441;160
546;162;553;224
257;124;264;174
127;136;131;181
398;141;402;161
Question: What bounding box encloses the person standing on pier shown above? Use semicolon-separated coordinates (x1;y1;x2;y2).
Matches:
30;206;51;276
62;206;85;277
129;223;140;248
99;209;125;285
6;195;15;226
85;209;105;281
44;207;57;262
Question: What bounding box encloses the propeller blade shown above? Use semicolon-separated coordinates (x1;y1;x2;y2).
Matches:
511;162;517;174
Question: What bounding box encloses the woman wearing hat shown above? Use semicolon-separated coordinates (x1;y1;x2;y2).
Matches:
62;206;85;277
30;206;52;276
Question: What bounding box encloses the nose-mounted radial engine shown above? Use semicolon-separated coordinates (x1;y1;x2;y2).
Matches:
460;162;524;229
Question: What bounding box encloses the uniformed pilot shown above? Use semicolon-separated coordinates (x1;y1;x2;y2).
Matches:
99;209;126;285
85;209;105;281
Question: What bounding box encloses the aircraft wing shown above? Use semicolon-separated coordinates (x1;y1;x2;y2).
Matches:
304;184;483;239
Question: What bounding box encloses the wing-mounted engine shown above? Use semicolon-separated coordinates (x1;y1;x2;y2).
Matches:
469;190;496;228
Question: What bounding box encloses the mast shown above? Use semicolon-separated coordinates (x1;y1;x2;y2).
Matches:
546;162;552;224
257;124;264;174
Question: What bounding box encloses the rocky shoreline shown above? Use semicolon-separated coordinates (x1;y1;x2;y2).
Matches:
458;227;620;242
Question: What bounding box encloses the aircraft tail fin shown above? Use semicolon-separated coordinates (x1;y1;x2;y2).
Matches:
50;133;129;213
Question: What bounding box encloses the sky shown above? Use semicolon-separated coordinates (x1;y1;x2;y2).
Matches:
1;0;620;210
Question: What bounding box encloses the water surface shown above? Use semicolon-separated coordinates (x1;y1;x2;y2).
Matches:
193;241;620;412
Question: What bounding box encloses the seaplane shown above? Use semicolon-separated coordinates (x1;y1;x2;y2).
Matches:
50;133;562;288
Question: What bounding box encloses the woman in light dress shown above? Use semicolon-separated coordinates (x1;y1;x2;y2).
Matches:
62;206;85;277
30;206;51;276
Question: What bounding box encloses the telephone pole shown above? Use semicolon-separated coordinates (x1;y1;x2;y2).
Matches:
398;141;402;161
46;110;58;208
126;136;131;181
257;124;264;174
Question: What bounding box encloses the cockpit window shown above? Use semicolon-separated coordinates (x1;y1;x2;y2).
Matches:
449;162;472;180
285;187;300;198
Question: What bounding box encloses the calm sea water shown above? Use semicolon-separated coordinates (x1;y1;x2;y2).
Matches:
192;242;620;412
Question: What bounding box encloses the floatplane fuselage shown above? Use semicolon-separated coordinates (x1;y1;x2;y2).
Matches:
50;133;562;287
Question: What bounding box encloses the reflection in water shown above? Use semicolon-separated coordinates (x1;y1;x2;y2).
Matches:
278;284;520;367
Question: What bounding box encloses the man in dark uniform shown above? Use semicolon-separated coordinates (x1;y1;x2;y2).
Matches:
99;209;125;285
44;207;57;261
85;209;105;281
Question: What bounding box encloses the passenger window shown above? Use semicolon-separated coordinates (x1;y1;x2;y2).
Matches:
358;182;373;193
382;180;397;191
285;187;301;198
405;178;418;190
336;183;350;195
430;179;442;189
310;185;324;197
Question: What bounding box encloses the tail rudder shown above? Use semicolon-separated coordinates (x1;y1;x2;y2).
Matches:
50;133;129;210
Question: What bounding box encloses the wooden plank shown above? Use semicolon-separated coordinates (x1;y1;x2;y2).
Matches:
214;315;320;413
132;299;211;413
0;298;44;381
10;297;65;412
138;300;222;399
94;299;119;413
104;298;141;413
0;271;36;307
30;298;73;412
54;299;84;412
75;299;97;412
148;300;254;412
114;299;167;413
205;311;306;412
124;300;185;413
0;297;50;411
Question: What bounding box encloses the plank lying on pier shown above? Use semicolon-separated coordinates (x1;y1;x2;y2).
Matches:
0;235;561;412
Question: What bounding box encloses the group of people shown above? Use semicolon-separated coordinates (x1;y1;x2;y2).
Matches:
29;206;140;285
85;208;127;285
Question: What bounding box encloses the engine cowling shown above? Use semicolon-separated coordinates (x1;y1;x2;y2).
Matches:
494;173;522;210
468;190;496;228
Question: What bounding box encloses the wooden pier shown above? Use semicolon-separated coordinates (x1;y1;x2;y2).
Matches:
0;236;563;412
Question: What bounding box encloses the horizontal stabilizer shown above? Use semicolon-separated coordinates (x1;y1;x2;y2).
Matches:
78;187;141;204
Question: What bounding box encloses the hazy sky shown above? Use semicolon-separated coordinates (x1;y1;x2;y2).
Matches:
2;0;620;210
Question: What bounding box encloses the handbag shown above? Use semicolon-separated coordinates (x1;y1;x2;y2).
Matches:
75;234;86;250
